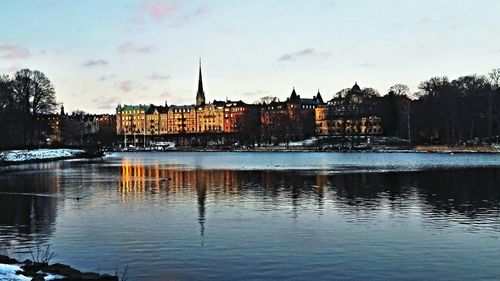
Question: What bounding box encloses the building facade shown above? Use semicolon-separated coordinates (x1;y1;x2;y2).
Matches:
315;83;383;136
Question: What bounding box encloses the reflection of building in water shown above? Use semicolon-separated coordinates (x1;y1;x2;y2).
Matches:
117;160;330;209
118;159;243;197
196;183;207;242
117;162;500;227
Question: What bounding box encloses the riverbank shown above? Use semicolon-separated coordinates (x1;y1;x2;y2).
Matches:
114;145;500;153
0;255;118;280
1;145;499;167
414;145;500;153
0;149;87;166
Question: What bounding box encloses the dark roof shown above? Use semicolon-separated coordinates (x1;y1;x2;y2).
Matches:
316;90;324;104
146;105;168;114
225;100;247;107
290;87;299;101
351;82;361;92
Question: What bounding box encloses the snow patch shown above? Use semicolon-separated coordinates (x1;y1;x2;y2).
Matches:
279;137;318;147
45;273;65;280
0;149;84;162
0;264;30;281
0;263;65;281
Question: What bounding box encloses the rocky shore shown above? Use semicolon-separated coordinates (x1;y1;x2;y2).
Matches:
0;255;119;281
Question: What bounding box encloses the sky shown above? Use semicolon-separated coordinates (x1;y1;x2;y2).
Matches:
1;0;500;113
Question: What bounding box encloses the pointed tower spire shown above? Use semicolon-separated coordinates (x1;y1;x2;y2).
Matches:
196;58;206;106
316;89;324;104
290;87;298;101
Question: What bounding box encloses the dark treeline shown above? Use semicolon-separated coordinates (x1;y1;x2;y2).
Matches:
323;69;500;145
0;69;57;149
411;70;500;145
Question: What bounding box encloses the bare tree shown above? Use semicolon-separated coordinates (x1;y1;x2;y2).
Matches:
255;96;280;104
388;84;410;96
488;68;500;143
361;87;380;98
13;69;56;115
0;74;14;110
12;69;57;145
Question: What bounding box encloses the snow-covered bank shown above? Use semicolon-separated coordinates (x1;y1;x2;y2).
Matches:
0;255;117;280
0;263;30;280
0;263;63;280
0;149;85;163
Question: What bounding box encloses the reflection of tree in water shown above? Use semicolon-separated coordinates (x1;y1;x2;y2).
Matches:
415;169;500;221
115;160;500;225
331;173;417;214
0;164;61;250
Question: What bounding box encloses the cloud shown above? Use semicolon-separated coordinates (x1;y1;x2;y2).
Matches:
93;96;121;109
118;80;134;92
118;42;153;54
82;59;108;67
277;48;330;62
143;1;180;21
99;74;117;81
129;2;211;29
0;43;31;59
148;73;170;80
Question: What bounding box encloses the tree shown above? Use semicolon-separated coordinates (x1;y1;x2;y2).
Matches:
417;76;450;99
388;84;410;96
255;96;279;104
488;68;500;142
0;75;19;148
0;75;14;110
414;77;452;144
489;69;500;88
71;110;87;117
361;87;380;98
335;88;350;99
11;69;57;145
13;69;56;115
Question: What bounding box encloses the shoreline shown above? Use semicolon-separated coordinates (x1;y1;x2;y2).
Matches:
0;149;102;167
1;146;499;166
0;255;118;281
112;145;500;154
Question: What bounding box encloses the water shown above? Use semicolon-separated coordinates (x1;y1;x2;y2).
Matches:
1;152;500;280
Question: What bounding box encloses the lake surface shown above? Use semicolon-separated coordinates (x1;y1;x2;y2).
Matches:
1;152;500;280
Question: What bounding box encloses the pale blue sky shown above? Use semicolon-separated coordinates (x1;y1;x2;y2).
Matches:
1;0;500;113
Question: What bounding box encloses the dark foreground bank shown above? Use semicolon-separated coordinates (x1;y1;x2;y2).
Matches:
0;255;119;281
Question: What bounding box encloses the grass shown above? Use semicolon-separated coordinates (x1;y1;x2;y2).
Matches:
29;244;56;264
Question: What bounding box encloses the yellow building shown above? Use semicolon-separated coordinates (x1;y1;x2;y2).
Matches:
116;104;151;135
315;105;329;135
145;106;162;135
196;101;225;133
167;105;197;133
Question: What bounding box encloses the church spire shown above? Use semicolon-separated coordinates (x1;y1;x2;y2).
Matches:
196;58;206;106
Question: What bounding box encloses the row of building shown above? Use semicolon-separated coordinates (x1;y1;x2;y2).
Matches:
39;109;116;146
116;62;392;145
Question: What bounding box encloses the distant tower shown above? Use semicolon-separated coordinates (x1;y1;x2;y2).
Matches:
316;89;324;104
60;104;65;115
290;87;299;101
351;82;361;93
196;58;206;106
